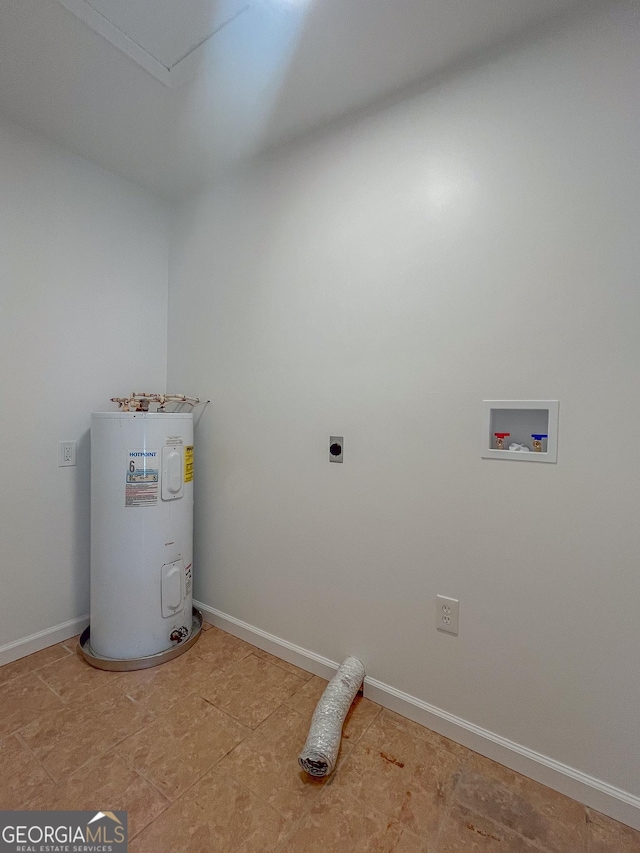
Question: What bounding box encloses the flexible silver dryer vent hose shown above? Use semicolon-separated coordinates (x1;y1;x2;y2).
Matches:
298;656;365;777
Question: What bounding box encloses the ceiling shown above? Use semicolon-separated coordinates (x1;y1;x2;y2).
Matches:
0;0;588;200
55;0;252;86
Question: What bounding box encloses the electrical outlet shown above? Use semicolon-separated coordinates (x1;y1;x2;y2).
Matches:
436;595;459;635
59;441;77;467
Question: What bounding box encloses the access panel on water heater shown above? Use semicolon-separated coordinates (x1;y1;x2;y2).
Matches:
162;445;184;500
161;558;185;617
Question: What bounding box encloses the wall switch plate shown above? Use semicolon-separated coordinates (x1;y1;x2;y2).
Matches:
329;436;343;462
59;441;77;467
436;595;459;635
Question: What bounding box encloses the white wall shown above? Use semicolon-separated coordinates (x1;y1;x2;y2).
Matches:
0;117;169;652
168;0;640;804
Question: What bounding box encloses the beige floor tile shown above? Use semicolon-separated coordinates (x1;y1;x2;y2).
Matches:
28;750;168;838
199;654;306;729
19;683;153;780
201;621;214;631
327;736;402;809
438;803;543;852
0;672;64;738
455;753;587;853
376;709;470;759
118;649;219;713
393;827;432;853
220;704;347;821
344;697;382;747
63;635;81;653
114;693;248;801
0;735;52;808
286;674;381;745
37;650;123;703
1;628;613;853
328;710;465;845
252;647;315;680
0;642;72;686
277;789;406;853
193;625;254;670
396;749;466;840
130;769;289;853
586;808;640;852
392;828;432;853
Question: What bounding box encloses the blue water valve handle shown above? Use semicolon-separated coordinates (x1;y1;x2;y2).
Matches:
531;434;548;440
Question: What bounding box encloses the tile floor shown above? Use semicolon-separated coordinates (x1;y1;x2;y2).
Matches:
0;623;638;852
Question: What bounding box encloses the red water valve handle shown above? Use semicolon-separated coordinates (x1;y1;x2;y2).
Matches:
494;433;510;438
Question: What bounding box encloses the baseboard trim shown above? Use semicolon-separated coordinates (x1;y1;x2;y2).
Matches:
196;600;640;831
0;615;89;667
196;601;339;681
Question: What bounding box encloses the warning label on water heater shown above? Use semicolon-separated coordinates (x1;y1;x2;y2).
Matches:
184;445;194;482
126;449;159;506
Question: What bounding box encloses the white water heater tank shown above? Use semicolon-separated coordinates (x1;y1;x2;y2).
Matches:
89;412;195;661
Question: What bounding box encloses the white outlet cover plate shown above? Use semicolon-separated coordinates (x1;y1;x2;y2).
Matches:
437;595;459;635
58;440;77;467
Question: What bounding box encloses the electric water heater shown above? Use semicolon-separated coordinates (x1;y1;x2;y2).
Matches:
83;411;200;669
